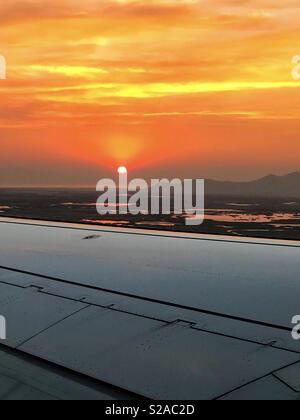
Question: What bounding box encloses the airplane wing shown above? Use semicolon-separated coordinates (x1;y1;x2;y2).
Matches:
0;217;299;400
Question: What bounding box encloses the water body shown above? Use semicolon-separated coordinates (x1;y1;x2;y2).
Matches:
0;189;299;240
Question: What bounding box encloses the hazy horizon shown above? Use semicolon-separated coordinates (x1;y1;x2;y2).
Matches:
0;170;299;189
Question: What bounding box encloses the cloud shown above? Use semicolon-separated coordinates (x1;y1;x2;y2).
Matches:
1;0;300;185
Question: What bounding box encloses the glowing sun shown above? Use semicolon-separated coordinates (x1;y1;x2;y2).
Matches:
118;166;128;174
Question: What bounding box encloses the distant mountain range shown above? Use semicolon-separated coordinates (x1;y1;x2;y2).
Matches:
206;172;300;198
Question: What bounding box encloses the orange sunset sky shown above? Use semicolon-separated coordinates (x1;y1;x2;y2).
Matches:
0;0;300;186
